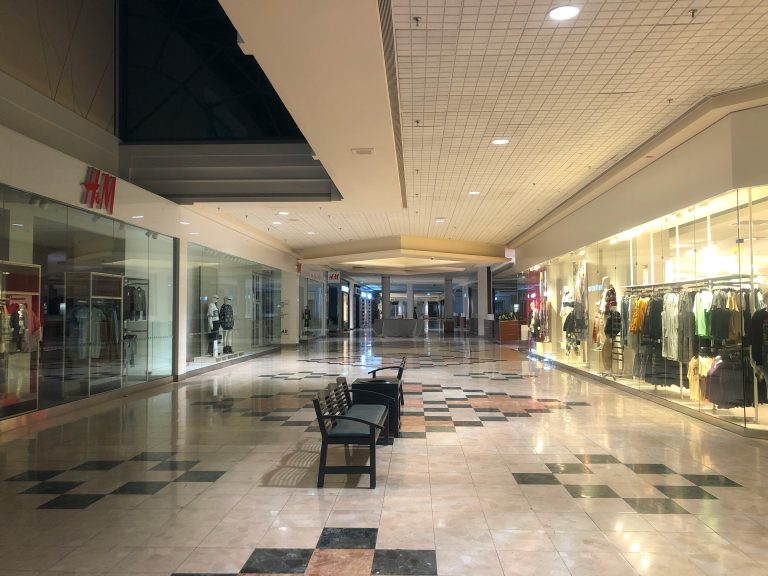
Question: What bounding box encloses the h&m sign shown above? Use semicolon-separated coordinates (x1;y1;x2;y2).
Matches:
328;271;341;283
81;166;117;215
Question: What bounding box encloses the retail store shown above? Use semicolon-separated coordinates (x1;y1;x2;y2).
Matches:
514;103;768;435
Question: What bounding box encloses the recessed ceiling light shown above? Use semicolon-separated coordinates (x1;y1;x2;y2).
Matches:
307;231;316;235
549;5;580;21
277;211;289;215
189;232;200;235
272;221;282;225
131;215;144;219
436;218;446;223
179;221;190;225
468;191;480;196
491;138;509;145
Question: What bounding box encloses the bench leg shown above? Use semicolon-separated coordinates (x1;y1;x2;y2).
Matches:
318;442;328;488
399;383;404;405
369;437;376;489
344;444;352;464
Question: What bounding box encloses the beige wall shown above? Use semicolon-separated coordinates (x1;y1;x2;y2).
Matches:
0;0;114;133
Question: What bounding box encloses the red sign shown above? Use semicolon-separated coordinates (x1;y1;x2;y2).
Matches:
81;166;116;215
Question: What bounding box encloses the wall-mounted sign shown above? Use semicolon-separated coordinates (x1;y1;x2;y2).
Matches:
328;271;341;283
81;166;116;215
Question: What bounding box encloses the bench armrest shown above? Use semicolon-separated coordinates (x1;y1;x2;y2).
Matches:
319;413;386;430
367;366;402;376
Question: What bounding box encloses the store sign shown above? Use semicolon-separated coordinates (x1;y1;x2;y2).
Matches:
302;269;324;283
328;271;341;283
81;166;116;215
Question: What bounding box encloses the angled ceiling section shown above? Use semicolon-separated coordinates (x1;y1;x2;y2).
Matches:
219;0;405;212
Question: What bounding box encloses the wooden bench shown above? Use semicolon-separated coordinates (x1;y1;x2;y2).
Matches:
364;356;407;406
312;379;391;489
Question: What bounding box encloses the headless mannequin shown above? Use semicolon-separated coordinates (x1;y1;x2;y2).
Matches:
220;297;234;353
207;295;220;355
600;276;618;372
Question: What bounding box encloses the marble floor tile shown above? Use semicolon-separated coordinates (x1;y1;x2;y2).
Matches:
436;547;504;575
496;550;569;576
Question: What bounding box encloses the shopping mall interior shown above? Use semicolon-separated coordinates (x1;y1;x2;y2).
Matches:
1;1;768;575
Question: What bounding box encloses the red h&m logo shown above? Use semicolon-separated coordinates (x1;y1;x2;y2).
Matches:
81;167;116;215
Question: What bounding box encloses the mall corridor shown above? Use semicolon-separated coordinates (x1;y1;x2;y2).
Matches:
0;334;767;576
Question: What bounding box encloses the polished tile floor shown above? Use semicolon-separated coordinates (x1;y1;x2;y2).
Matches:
1;332;768;575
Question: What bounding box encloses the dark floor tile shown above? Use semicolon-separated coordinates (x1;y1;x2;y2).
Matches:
273;407;301;412
446;404;470;408
513;473;560;485
424;408;450;413
5;470;65;482
242;411;270;417
503;412;532;417
547;463;592;474
425;415;451;421
281;421;314;427
71;460;123;471
371;549;437;575
240;548;314;573
317;527;378;549
112;481;169;495
453;421;483;427
399;432;427;438
150;460;199;472
401;411;424;416
525;409;551;413
423;401;447;405
475;408;500;412
508;395;533;399
22;480;83;494
681;474;742;487
479;416;507;422
305;426;321;432
654;485;717;500
130;451;176;461
536;398;561;402
625;463;676;474
564;484;620;498
575;454;622;464
262;416;292;421
623;498;690;514
174;470;226;483
565;401;590;406
38;494;104;509
426;426;455;432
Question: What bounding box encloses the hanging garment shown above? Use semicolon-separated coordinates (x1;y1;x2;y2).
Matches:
661;292;679;361
693;290;713;337
219;303;234;330
725;290;741;342
687;356;702;401
630;297;649;333
604;310;622;338
677;292;696;366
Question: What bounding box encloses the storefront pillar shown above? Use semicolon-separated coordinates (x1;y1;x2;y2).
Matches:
382;275;391;319
444;277;454;333
174;238;187;379
478;268;490;336
406;284;414;319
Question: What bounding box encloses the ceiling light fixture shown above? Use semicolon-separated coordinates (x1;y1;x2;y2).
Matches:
436;218;446;223
131;215;144;219
468;191;480;196
307;231;316;235
278;211;289;215
549;5;580;20
491;138;509;145
179;221;190;225
272;221;282;225
189;232;200;235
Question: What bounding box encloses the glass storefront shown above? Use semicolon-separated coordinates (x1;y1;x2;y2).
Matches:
526;186;768;432
186;244;281;370
300;276;325;340
0;183;174;418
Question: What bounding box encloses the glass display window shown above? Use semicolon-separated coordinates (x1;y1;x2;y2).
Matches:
526;185;768;434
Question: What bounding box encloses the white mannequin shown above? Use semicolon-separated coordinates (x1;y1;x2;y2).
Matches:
207;295;220;355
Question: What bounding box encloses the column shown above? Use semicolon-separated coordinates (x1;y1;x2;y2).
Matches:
382;276;391;319
444;277;454;333
478;267;490;336
406;284;414;319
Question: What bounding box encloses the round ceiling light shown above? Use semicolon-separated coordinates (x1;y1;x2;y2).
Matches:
549;5;580;21
468;191;480;196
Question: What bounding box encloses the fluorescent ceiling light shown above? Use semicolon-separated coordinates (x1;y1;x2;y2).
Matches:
179;221;190;225
549;5;580;20
435;218;446;223
468;191;480;196
277;211;289;215
271;221;282;225
307;231;316;235
189;232;200;235
131;215;144;219
491;138;509;145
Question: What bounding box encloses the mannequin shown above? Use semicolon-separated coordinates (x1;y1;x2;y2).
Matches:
303;306;312;332
207;295;220;355
529;302;540;340
220;297;234;354
600;277;619;372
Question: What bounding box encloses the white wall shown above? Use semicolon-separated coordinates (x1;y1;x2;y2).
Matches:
281;271;300;345
514;113;740;270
